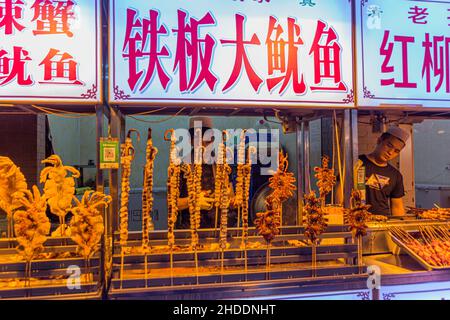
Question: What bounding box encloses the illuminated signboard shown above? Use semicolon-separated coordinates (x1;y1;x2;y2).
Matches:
357;0;450;109
0;0;102;104
109;0;355;108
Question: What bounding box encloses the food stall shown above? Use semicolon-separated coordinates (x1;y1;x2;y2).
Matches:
106;0;369;299
0;0;108;299
355;0;450;300
0;0;449;301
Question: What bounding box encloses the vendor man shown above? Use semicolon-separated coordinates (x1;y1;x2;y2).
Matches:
176;117;236;229
359;126;410;217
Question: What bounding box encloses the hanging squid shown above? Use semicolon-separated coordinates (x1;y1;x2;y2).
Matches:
119;129;140;248
0;156;28;238
142;128;158;253
165;129;181;249
40;155;80;237
13;186;51;263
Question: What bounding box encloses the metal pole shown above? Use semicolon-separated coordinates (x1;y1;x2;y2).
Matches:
343;110;354;208
296;118;304;226
351;109;359;180
109;106;122;238
303;121;311;196
95;105;106;298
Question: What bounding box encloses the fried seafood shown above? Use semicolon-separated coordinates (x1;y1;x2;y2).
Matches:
71;191;111;260
13;186;50;262
142;129;158;252
119;130;140;247
40;155;80;236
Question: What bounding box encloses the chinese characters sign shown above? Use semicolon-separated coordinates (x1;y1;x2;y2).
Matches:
357;0;450;109
109;0;354;108
0;0;102;104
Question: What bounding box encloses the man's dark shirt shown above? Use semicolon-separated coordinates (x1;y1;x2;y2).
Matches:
177;164;216;229
359;155;405;216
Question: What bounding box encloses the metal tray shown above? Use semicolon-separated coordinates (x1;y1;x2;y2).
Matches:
390;232;450;271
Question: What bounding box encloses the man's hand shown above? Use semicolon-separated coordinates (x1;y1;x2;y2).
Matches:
198;191;214;211
391;197;405;216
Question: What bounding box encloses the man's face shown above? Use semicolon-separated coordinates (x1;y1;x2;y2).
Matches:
376;135;406;162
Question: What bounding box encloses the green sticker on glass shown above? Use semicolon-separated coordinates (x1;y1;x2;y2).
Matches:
100;138;119;169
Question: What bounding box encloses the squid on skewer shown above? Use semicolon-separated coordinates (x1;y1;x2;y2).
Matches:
303;192;327;245
181;163;199;249
219;131;232;252
193;128;203;245
71;191;111;282
241;146;256;248
234;130;246;228
142;129;158;253
268;151;297;228
0;157;28;238
314;156;336;206
13;186;50;285
165;129;181;249
346;190;372;238
40;155;80;237
119;129;140;248
214;133;225;232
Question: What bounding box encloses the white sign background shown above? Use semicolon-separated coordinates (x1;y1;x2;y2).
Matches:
357;0;450;109
0;0;102;104
109;0;355;108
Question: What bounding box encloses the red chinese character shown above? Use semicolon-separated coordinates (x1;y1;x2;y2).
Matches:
220;14;263;92
265;16;306;94
31;0;75;37
0;0;25;35
309;20;347;92
0;46;32;86
380;30;417;88
38;48;83;85
408;6;428;25
422;34;449;93
447;8;450;27
123;9;171;92
172;10;217;93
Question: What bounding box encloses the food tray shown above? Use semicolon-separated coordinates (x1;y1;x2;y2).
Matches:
390;232;450;271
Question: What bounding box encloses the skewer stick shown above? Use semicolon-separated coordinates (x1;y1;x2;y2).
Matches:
144;253;148;288
358;236;363;274
194;247;199;285
170;250;174;286
237;207;241;229
279;207;283;235
24;261;29;287
120;248;125;289
312;242;317;278
220;249;224;283
244;244;248;282
8;217;13;240
214;207;219;235
266;243;270;280
419;227;432;246
427;226;440;241
438;226;450;240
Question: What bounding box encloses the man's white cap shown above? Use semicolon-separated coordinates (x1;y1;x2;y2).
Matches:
189;116;213;129
386;126;410;144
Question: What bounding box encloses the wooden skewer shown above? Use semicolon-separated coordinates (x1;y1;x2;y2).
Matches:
244;244;248;282
438;226;450;240
120;248;125;289
220;249;224;283
419;227;432;246
170;250;174;286
144;253;148;288
194;247;199;285
214;207;219;236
